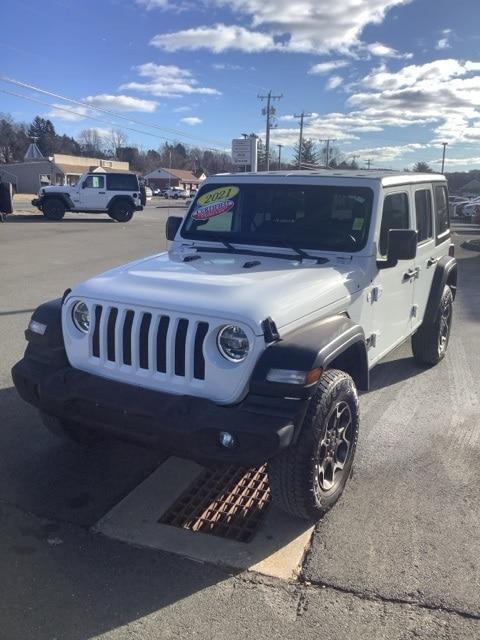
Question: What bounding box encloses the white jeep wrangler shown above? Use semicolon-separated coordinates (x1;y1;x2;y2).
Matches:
31;172;144;222
13;170;457;520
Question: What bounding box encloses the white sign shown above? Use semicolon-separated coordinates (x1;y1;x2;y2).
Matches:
232;138;258;171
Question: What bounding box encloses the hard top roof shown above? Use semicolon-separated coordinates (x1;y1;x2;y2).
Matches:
212;169;446;186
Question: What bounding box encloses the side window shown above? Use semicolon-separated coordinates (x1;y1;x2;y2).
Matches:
434;185;450;239
379;192;410;256
84;175;105;189
415;189;433;243
106;174;138;191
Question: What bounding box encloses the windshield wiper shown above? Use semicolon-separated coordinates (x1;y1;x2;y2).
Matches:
270;240;328;263
193;234;238;253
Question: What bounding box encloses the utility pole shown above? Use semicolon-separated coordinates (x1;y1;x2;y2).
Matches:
319;138;337;168
277;144;283;170
294;111;312;168
365;158;372;170
441;142;448;173
258;90;283;170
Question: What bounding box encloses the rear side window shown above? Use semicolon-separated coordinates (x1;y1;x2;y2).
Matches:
434;185;450;240
415;189;433;243
379;192;410;256
106;174;138;191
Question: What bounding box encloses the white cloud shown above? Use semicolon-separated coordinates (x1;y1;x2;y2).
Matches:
212;62;244;70
326;75;343;90
150;1;412;55
151;24;276;53
346;143;427;162
363;42;412;58
136;0;170;8
120;63;221;97
181;116;202;125
308;60;349;75
83;94;158;112
436;29;452;50
173;106;192;112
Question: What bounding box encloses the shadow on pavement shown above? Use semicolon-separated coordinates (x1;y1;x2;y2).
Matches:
6;215;114;223
0;385;165;527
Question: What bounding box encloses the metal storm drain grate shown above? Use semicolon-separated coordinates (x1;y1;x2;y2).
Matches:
159;464;271;543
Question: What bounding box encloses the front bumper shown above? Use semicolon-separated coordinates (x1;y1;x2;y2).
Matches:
12;357;308;465
31;198;42;209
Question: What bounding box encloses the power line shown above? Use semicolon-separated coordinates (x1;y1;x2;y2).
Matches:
258;90;283;171
293;111;312;169
0;88;219;151
0;74;227;149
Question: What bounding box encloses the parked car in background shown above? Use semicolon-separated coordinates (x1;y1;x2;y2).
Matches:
165;186;189;199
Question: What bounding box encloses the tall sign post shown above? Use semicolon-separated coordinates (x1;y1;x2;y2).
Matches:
231;137;258;172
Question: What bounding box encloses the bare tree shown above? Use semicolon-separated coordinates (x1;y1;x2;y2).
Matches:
106;129;128;158
78;128;105;157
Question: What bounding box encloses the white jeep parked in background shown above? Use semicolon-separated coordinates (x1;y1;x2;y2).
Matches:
14;170;457;521
31;172;144;222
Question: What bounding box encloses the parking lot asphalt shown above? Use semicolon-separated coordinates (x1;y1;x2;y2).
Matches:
0;203;479;639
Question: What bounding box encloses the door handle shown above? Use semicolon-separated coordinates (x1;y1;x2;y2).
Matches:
99;191;106;194
403;267;420;280
427;257;438;267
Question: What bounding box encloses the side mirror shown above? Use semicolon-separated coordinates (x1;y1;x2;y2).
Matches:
166;216;183;241
378;229;417;269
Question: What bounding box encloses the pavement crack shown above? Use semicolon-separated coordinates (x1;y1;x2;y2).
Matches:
299;576;480;622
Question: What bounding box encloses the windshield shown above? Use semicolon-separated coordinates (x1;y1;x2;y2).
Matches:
181;183;374;252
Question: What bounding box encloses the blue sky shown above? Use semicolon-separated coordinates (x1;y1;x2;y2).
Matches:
2;0;480;170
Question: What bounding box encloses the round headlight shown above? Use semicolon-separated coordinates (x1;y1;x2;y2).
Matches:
72;301;90;333
217;325;250;362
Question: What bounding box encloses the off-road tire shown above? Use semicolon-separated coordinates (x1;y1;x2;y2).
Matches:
40;411;106;446
42;198;66;221
268;369;359;521
109;199;134;223
412;285;453;366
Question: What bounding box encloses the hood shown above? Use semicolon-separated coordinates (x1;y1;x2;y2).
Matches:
70;249;368;334
42;184;74;193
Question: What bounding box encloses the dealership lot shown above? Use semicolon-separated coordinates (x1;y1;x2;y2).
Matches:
0;203;479;638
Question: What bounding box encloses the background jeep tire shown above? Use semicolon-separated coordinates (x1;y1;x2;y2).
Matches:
412;285;453;366
43;198;66;221
0;181;14;214
40;411;106;446
268;369;359;521
109;199;134;222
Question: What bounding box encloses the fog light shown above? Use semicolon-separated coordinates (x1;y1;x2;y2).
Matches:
28;320;47;335
219;431;236;449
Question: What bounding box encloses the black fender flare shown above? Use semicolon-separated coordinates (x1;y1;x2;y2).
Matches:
42;193;74;210
107;195;135;212
250;314;369;398
423;256;457;325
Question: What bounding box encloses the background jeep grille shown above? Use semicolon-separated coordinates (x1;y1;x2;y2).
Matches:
91;305;209;381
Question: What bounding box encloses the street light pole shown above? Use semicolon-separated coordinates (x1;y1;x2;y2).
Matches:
441;142;448;174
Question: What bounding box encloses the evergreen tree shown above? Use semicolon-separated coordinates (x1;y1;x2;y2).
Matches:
412;161;433;173
28;117;56;156
293;137;319;167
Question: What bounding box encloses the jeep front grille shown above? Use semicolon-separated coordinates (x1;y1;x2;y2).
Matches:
90;305;209;381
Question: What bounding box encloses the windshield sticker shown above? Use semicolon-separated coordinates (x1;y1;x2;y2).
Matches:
352;217;364;231
192;199;235;221
197;185;239;206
